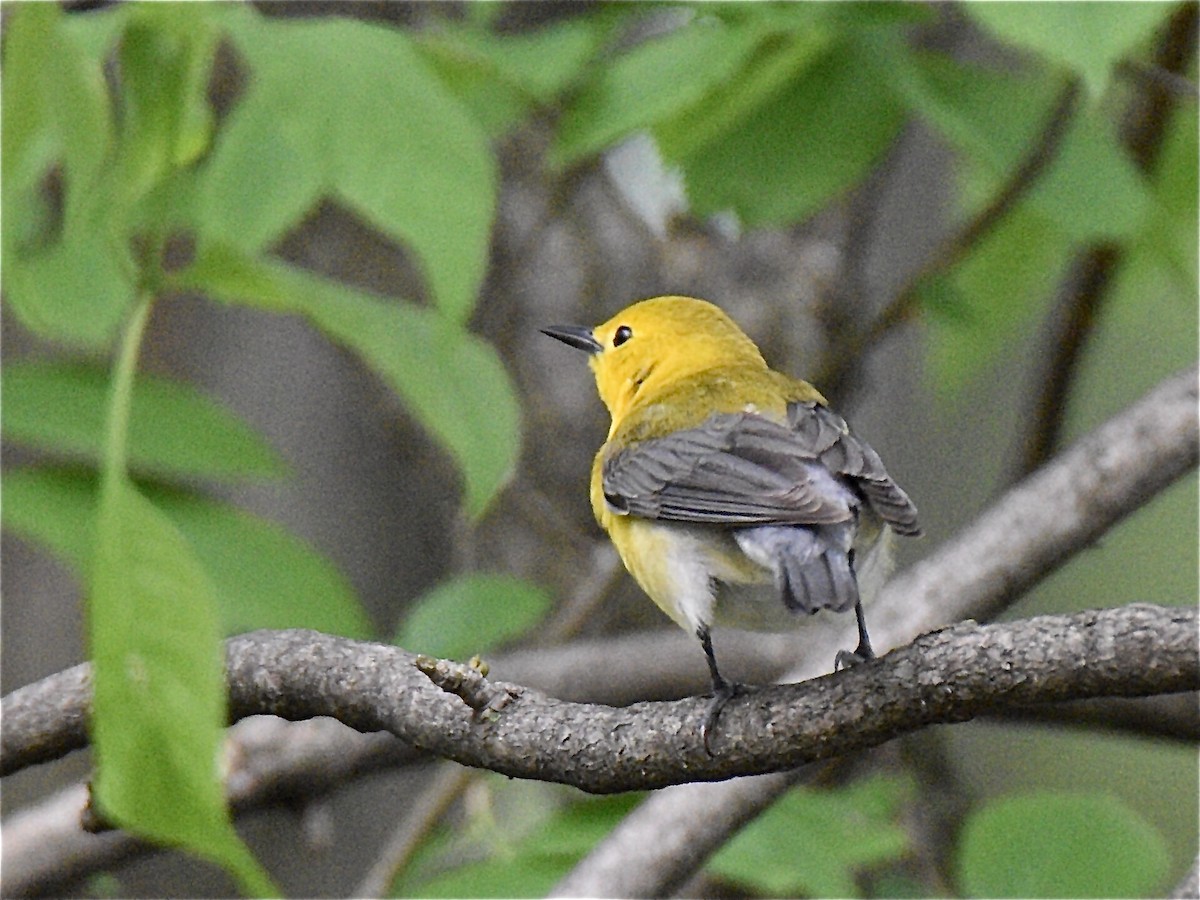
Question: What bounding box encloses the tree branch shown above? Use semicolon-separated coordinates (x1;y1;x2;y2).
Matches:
3;655;1195;897
2;605;1196;795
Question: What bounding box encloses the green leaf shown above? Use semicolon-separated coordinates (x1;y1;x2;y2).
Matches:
679;35;906;225
0;3;114;217
2;230;135;349
1031;104;1150;241
416;17;607;136
888;52;1046;175
2;468;370;639
1;362;288;483
928;203;1069;392
90;479;278;897
114;6;219;200
396;573;552;658
150;487;372;638
2;468;97;570
958;791;1170;898
204;11;496;322
551;16;767;168
963;2;1175;99
178;246;522;518
1127;102;1199;295
708;774;912;898
894;52;1151;242
654;27;831;164
0;5;133;349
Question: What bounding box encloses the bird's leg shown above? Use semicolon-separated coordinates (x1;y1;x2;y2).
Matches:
834;600;875;671
698;624;739;755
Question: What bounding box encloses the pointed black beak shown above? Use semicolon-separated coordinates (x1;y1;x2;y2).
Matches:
541;324;602;354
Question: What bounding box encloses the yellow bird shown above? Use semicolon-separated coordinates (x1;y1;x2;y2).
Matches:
543;296;920;751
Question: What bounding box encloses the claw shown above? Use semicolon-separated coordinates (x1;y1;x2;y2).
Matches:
701;679;741;755
835;600;875;672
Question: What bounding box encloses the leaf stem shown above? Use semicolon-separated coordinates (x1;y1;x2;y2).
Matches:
98;294;153;495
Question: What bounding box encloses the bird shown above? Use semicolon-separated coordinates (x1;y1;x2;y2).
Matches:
542;296;920;752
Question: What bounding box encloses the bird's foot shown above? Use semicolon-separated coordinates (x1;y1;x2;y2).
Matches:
833;640;875;672
701;679;742;755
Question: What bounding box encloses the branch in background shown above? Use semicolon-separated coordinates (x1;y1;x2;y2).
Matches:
1173;855;1200;900
550;363;1198;896
352;762;473;898
0;718;410;898
817;78;1082;395
1016;3;1200;479
993;691;1200;742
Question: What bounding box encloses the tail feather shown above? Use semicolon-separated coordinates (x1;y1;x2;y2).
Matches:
780;544;858;614
736;523;860;615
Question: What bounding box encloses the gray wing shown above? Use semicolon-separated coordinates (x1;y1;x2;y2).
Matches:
601;402;921;535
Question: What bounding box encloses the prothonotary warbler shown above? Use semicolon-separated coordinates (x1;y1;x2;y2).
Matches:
543;296;920;752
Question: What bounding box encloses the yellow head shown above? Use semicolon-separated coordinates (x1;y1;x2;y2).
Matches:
542;296;768;423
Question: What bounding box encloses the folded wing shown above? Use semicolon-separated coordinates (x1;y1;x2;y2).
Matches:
601;401;921;536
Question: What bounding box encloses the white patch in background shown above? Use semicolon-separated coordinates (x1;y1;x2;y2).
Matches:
603;133;690;239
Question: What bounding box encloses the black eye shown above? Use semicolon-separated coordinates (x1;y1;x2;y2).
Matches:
613;325;633;347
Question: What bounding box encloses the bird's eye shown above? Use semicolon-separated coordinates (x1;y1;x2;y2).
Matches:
613;325;633;347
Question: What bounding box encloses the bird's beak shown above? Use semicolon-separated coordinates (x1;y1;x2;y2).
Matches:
541;325;602;354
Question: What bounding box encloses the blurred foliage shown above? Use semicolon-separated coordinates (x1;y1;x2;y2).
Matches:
707;773;914;897
958;791;1170;898
395;573;553;659
394;774;914;899
1;0;1194;896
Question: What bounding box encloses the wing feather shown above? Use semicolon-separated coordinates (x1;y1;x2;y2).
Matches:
602;402;920;534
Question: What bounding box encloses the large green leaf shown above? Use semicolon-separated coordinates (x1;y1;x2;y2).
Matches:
1;469;97;568
893;54;1151;241
0;4;131;349
927;203;1069;392
958;792;1170;898
964;3;1175;99
90;478;277;896
113;5;219;200
177;246;521;518
3;469;370;639
2;232;135;350
1;362;287;483
201;10;496;322
0;3;113;218
550;15;768;168
654;27;831;165
708;774;912;898
395;573;552;658
416;17;607;136
152;488;372;638
679;35;906;225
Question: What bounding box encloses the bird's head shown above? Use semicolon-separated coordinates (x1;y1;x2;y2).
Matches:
542;296;767;422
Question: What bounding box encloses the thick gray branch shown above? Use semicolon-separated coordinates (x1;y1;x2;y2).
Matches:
3;643;1195;898
3;605;1196;793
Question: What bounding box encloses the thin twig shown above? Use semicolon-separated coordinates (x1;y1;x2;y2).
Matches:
353;763;473;899
1015;2;1199;479
817;78;1082;394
